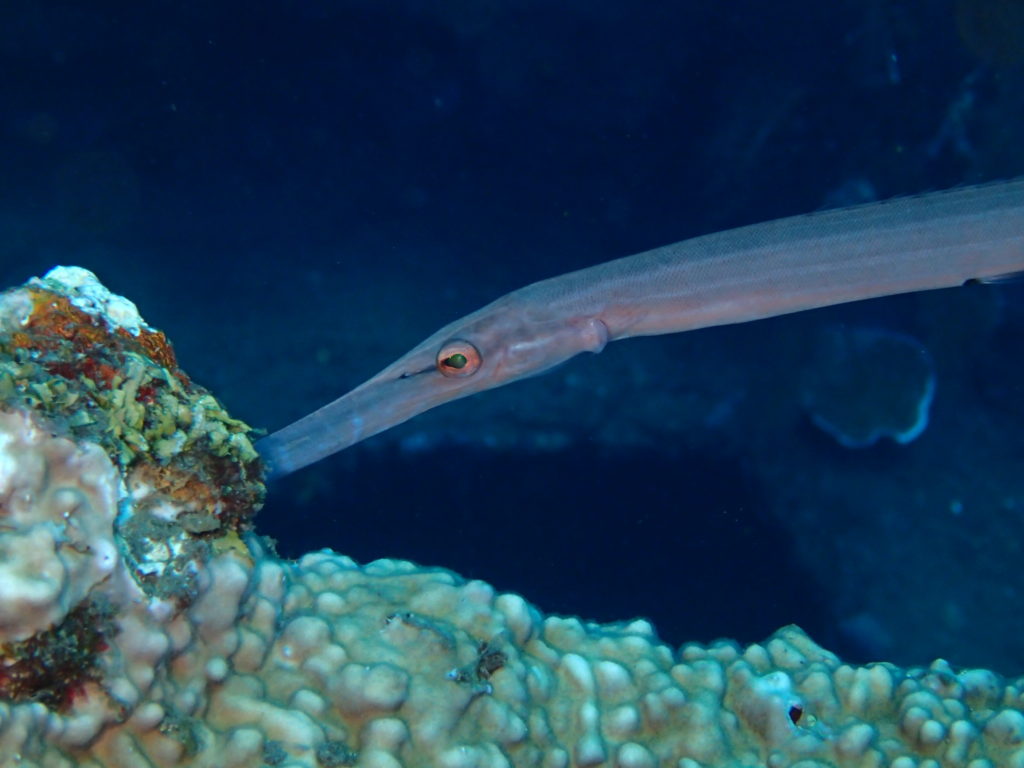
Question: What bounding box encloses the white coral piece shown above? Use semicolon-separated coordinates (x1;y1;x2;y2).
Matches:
33;266;147;336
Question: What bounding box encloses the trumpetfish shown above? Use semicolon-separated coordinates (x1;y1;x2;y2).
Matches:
258;178;1024;478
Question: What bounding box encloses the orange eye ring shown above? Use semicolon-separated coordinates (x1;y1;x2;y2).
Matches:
436;339;482;378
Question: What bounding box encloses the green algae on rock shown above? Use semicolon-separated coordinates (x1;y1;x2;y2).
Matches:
0;266;264;525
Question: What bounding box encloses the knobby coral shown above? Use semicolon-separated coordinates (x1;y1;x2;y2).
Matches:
0;267;1022;768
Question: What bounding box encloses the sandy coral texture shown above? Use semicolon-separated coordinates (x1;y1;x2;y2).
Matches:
1;267;1023;768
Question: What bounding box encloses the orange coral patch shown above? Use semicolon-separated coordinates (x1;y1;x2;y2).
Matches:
18;288;183;381
23;291;109;350
117;326;178;370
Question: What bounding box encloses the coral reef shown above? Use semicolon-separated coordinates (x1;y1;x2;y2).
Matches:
1;268;1023;768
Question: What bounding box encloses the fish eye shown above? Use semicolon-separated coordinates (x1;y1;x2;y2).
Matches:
437;340;481;378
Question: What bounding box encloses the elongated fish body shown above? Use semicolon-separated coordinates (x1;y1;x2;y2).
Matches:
259;179;1024;477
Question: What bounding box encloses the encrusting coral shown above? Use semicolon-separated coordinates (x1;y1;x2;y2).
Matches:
799;326;936;449
1;267;1023;768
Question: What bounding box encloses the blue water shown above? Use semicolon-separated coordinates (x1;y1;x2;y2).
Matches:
1;1;1022;671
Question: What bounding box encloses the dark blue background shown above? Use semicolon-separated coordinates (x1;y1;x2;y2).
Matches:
2;1;1022;670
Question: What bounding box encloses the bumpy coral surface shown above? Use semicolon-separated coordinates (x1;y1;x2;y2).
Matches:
1;268;1023;768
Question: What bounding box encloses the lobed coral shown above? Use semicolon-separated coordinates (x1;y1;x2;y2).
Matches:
1;268;1023;768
